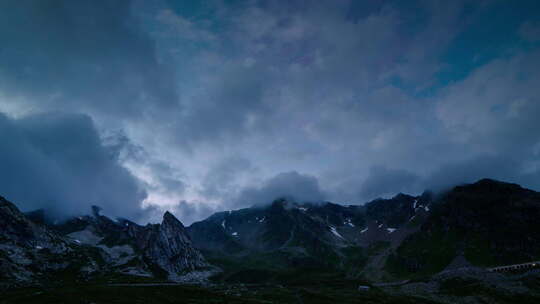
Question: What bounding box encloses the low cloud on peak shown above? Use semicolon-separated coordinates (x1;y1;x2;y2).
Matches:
0;111;146;221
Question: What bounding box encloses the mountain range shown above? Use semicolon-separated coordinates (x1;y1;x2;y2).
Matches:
2;178;540;302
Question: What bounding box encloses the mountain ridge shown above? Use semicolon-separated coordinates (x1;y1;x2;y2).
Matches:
0;196;214;289
2;178;540;290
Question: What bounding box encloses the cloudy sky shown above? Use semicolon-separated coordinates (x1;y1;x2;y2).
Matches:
1;0;539;224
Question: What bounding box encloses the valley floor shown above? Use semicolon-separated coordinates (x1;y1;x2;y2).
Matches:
1;281;436;304
4;268;540;304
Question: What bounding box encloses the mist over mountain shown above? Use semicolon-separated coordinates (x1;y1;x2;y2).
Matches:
0;112;147;221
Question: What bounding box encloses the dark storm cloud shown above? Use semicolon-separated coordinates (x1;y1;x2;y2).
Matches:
0;0;178;119
171;200;217;226
360;166;422;199
174;65;271;146
519;21;540;42
235;171;326;207
199;156;255;200
1;0;540;222
359;155;540;201
426;155;540;194
0;112;146;219
0;0;179;220
161;169;324;225
108;133;187;196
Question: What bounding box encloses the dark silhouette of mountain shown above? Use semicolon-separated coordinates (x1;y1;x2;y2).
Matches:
3;178;540;294
386;179;540;278
186;194;434;282
186;179;540;283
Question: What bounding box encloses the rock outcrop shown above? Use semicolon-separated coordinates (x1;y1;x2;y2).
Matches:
0;196;73;286
0;196;214;287
126;211;211;280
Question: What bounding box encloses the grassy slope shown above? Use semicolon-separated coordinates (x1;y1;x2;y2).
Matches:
1;281;439;304
384;180;540;279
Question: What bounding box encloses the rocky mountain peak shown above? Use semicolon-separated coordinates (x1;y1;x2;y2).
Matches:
393;193;412;200
138;211;211;280
159;211;189;244
1;199;214;284
162;211;183;226
1;196;22;217
467;178;525;193
0;196;74;286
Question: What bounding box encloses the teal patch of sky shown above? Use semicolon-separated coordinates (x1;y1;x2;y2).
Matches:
148;1;250;95
163;1;211;18
164;0;240;32
162;0;244;57
436;0;540;87
354;1;433;98
138;1;217;80
346;0;429;35
388;1;540;99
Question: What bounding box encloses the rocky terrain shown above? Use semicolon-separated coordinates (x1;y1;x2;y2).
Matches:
386;179;540;279
186;190;434;282
0;196;74;285
0;196;213;289
2;178;540;303
378;267;540;304
185;179;540;285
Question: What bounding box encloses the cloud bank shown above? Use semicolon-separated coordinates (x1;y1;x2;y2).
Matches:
0;112;146;219
0;0;539;225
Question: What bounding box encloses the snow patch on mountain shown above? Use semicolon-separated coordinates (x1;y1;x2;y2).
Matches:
67;229;103;246
329;226;344;239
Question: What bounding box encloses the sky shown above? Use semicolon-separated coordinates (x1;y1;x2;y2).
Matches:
1;0;539;225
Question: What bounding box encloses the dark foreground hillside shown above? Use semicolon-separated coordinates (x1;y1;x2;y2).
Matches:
0;275;438;304
3;270;540;304
386;179;540;279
